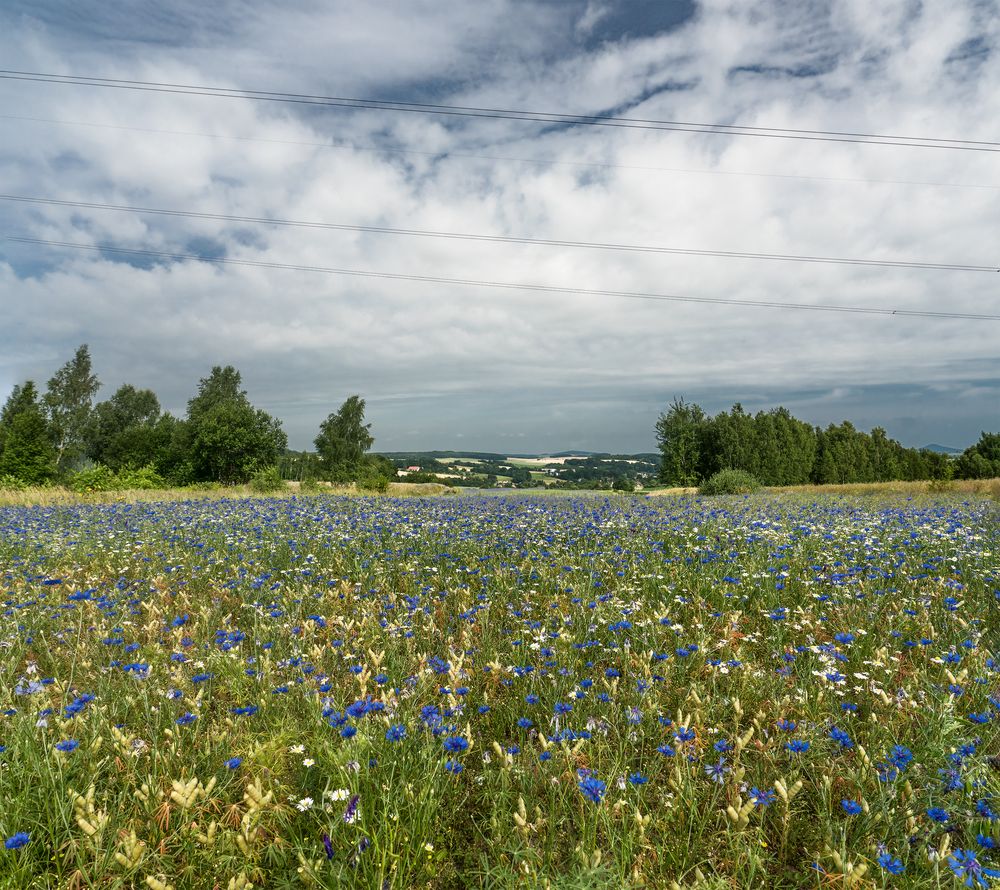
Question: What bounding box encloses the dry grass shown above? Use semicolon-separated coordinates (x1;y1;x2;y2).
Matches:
644;478;1000;500
0;480;457;507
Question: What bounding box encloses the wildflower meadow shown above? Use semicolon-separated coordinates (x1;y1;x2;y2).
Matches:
0;492;998;888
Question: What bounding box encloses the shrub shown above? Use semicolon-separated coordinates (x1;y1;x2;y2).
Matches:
356;466;390;492
249;466;286;493
116;465;165;490
0;474;28;491
69;465;121;493
698;468;761;496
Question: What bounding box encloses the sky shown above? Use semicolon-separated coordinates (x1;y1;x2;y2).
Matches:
1;0;998;453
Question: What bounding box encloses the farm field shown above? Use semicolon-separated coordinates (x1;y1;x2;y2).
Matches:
0;492;998;889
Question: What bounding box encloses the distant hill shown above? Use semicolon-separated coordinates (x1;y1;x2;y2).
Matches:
922;443;963;455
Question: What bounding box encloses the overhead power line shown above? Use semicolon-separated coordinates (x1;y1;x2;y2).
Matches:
2;69;998;152
3;113;999;192
7;235;999;321
2;194;995;273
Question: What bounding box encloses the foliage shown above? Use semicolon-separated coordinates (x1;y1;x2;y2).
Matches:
116;465;166;490
185;367;288;484
698;467;761;495
248;465;286;493
0;381;56;485
955;432;1000;480
67;464;120;493
0;473;27;491
659;399;957;487
0;493;996;888
43;344;101;473
315;395;375;481
656;397;706;486
85;384;163;471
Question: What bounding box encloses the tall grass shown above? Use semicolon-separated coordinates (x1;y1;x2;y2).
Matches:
0;492;996;888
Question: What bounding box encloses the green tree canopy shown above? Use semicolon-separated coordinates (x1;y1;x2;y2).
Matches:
86;384;163;471
184;366;287;484
315;395;375;482
0;381;55;484
655;397;706;486
43;344;101;473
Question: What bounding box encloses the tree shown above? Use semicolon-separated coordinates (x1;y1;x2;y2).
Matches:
314;395;375;481
185;366;287;484
0;382;55;484
655;398;706;486
86;384;162;470
43;344;101;473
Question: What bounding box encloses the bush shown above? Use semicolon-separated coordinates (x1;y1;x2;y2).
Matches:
69;464;121;493
116;465;166;490
698;468;761;496
0;474;28;491
356;466;390;492
249;466;286;493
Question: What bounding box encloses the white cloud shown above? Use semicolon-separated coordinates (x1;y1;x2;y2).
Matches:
0;0;998;451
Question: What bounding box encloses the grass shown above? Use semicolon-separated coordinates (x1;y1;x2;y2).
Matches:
0;491;997;888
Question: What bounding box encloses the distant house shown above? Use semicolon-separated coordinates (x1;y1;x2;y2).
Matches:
406;466;421;472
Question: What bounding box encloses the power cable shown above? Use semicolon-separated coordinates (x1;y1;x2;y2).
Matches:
2;69;998;152
2;194;995;273
6;235;999;321
3;113;998;192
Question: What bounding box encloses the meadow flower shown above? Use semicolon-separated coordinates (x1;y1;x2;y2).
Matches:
343;794;360;823
444;759;463;773
296;797;314;812
225;757;242;769
175;712;197;725
442;736;468;754
877;852;905;875
926;807;949;823
785;740;810;754
55;739;79;752
704;758;729;784
750;787;775;807
385;725;406;742
578;776;606;804
4;833;29;850
841;799;862;815
948;849;1000;887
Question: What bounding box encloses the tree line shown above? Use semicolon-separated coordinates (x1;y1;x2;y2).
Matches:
0;345;384;488
655;398;997;487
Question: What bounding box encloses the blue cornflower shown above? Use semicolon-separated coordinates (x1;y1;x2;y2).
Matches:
776;719;797;732
750;787;775;807
442;736;469;754
675;727;696;743
225;757;242;769
578;776;606;804
829;727;854;749
714;739;733;753
948;849;1000;887
841;799;862;815
525;694;539;705
385;725;406;742
4;832;29;850
628;773;648;785
55;739;79;753
877;853;905;875
704;758;729;784
175;712;197;725
785;739;810;754
517;718;533;729
444;759;463;774
927;807;950;823
554;702;572;716
340;725;357;739
657;744;676;757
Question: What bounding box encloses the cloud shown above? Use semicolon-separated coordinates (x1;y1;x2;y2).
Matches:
0;0;998;453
